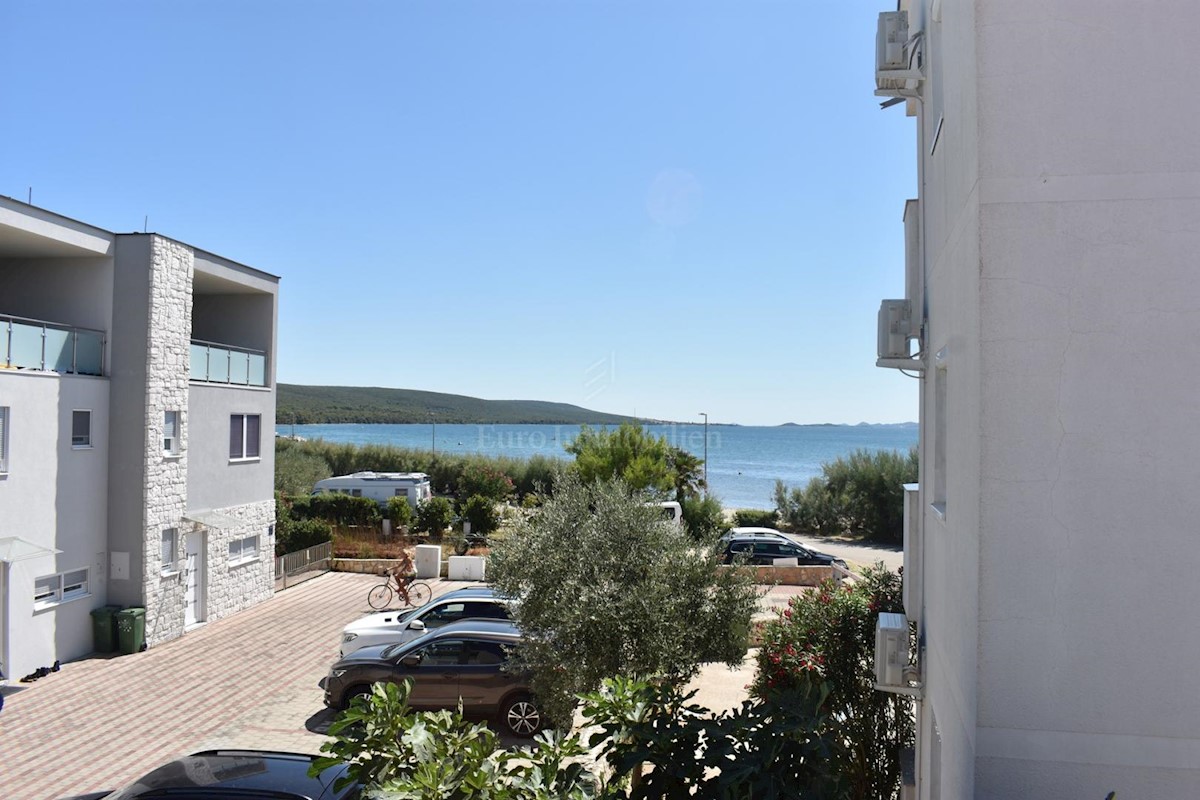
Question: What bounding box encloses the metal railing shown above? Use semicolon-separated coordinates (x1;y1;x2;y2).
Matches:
190;339;267;387
1;313;105;376
274;540;332;591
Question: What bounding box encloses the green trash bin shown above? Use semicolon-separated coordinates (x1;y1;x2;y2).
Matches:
90;605;122;653
116;607;147;654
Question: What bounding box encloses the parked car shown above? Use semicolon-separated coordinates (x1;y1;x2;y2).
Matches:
717;526;793;545
77;750;357;800
721;533;848;569
340;586;512;656
323;619;542;737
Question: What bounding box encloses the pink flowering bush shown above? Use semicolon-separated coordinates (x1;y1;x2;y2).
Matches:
752;564;912;800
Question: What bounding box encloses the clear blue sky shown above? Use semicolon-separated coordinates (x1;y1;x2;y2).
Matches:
2;1;917;426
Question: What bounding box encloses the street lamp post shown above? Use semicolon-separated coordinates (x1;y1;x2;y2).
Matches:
431;414;437;457
698;412;708;493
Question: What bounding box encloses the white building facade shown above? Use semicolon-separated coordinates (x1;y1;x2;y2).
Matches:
877;2;1200;798
0;199;278;682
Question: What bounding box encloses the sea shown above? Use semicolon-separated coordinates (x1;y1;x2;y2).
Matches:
279;422;918;511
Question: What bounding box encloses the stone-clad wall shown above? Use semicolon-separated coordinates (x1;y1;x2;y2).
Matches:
141;237;194;646
206;500;276;621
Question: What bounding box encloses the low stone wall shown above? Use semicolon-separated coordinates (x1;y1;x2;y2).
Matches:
334;558;449;578
722;564;837;586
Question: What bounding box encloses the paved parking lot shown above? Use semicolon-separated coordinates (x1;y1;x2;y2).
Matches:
0;572;478;800
0;572;790;800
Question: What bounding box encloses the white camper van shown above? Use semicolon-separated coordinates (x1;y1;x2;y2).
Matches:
312;472;433;507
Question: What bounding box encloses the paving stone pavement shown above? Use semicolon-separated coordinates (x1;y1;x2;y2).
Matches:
0;572;476;800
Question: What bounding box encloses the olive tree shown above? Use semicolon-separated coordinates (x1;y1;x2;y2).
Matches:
488;473;760;726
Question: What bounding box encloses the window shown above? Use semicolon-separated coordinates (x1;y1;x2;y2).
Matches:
161;528;178;575
72;410;91;448
164;411;181;455
415;640;466;666
229;413;261;460
350;489;362;497
34;568;90;608
228;534;259;566
0;406;8;473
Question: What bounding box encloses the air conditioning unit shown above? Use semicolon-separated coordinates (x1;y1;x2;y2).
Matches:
875;612;908;686
876;11;923;99
875;613;921;697
877;299;922;369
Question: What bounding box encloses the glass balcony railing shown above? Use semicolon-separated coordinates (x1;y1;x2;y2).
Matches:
190;340;267;387
1;314;105;376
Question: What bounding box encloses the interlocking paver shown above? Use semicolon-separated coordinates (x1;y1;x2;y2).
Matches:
0;572;473;800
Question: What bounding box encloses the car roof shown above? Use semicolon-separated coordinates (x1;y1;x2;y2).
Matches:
439;586;501;599
728;527;788;536
104;750;352;800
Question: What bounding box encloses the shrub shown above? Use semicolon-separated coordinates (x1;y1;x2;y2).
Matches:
274;493;333;556
386;495;413;529
461;494;500;536
458;463;515;502
413;496;454;536
582;676;842;798
734;508;778;528
298;493;381;527
680;493;725;541
754;565;911;799
312;680;596;798
774;448;917;543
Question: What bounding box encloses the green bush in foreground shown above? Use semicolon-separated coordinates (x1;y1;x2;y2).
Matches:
386;495;413;529
312;681;595;799
412;496;454;536
754;565;911;800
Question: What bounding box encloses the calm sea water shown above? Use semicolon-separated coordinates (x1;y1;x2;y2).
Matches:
277;423;918;511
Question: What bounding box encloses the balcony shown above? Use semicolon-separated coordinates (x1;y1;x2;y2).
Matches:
1;314;105;376
190;340;267;387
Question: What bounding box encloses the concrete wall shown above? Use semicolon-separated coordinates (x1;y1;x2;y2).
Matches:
0;257;114;334
0;372;109;678
186;384;276;511
191;294;275;358
971;1;1200;794
106;236;155;607
905;1;1200;797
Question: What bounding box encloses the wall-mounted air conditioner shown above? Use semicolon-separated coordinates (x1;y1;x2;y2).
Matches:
875;612;921;697
877;299;923;370
876;11;923;99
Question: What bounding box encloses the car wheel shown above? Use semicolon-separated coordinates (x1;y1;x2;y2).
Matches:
500;694;543;737
343;684;374;710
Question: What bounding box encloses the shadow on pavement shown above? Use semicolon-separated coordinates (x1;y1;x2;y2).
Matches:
306;707;339;735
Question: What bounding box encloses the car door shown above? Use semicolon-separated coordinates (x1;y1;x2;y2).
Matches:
752;542;785;565
394;638;465;709
780;542;822;565
455;639;511;712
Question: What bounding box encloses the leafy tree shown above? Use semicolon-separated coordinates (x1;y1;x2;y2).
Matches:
273;493;332;556
412;496;454;536
487;473;759;726
565;423;677;496
462;494;500;536
753;565;912;800
387;495;413;529
274;445;331;495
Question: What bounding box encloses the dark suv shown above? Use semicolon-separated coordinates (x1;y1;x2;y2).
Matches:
721;535;848;569
323;619;542;737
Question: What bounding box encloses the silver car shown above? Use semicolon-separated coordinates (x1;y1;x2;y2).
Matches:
340;586;511;656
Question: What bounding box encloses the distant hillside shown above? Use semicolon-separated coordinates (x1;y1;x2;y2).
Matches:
276;384;639;425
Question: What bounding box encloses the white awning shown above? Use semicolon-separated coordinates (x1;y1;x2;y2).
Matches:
183;510;243;530
0;537;61;563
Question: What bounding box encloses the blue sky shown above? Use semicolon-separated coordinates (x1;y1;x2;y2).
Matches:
2;1;917;426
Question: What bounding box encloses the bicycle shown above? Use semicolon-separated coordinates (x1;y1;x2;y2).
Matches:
367;569;432;610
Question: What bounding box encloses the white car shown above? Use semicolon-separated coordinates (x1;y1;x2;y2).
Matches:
339;586;512;656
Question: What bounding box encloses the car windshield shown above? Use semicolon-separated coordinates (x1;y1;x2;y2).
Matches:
380;641;411;660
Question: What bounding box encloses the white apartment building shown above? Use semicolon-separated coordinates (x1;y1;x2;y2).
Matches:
875;1;1200;798
0;198;278;682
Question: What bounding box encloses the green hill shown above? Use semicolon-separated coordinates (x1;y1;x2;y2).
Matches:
276;384;639;425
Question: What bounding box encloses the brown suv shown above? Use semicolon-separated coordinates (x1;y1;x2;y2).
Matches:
322;619;542;737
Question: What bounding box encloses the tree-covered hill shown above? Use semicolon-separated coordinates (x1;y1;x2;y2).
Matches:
276;384;639;425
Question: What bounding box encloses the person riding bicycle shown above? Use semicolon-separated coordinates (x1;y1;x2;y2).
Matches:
390;549;416;583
